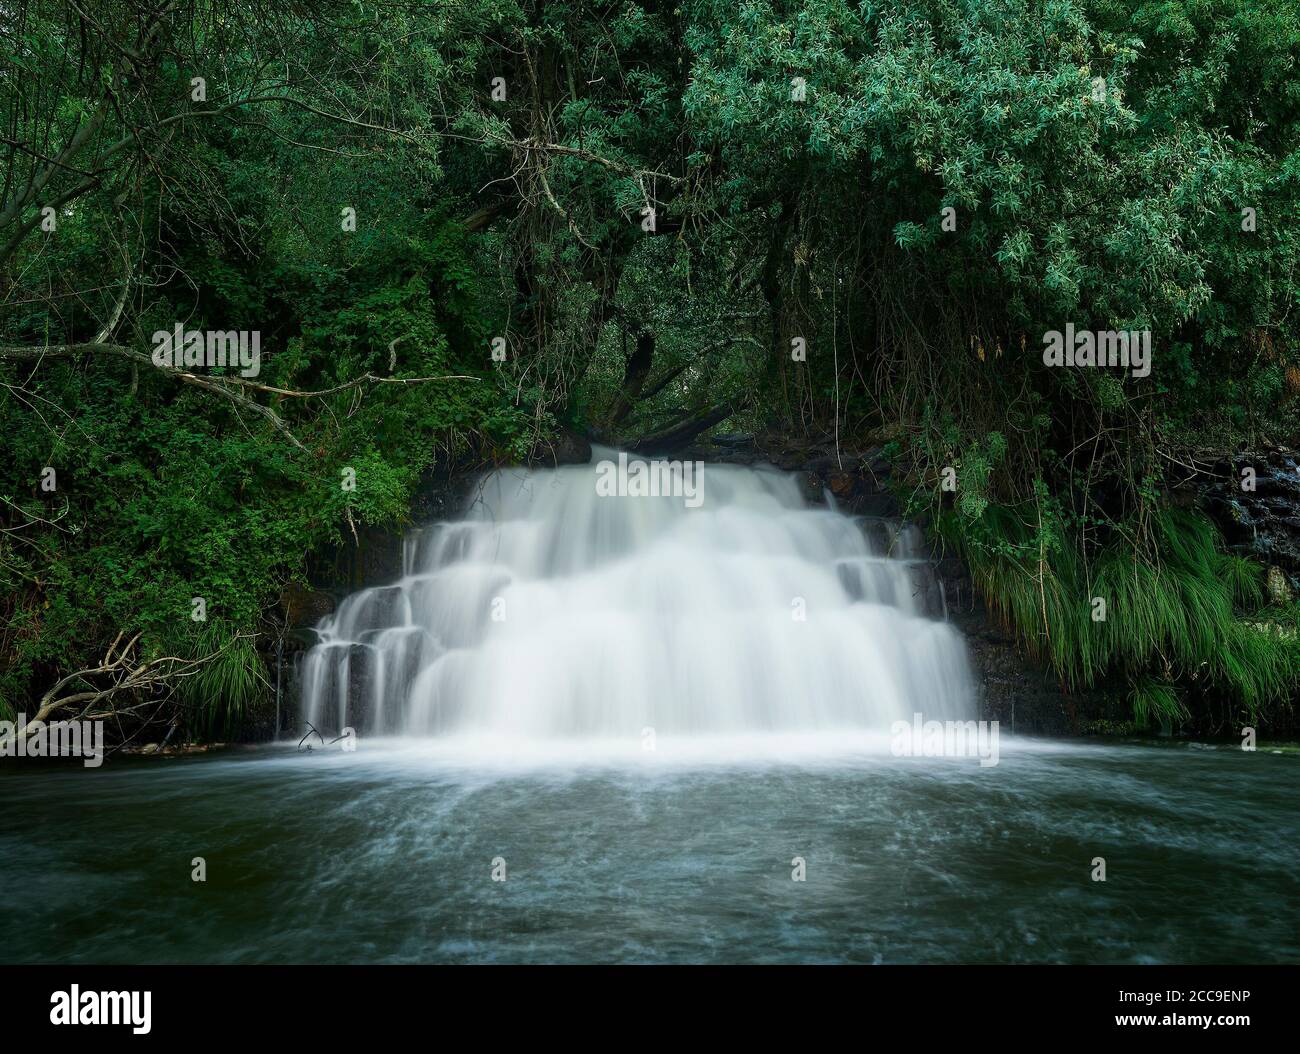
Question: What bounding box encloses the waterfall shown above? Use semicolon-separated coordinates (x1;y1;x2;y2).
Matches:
300;449;973;742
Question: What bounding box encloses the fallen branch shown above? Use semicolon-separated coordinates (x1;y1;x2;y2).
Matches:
0;630;232;747
630;399;745;453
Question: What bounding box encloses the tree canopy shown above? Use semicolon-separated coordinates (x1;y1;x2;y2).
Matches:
2;0;1297;736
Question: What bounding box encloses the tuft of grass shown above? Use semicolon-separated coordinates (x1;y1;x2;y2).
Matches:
167;625;267;740
1218;553;1264;608
941;503;1300;729
1129;679;1188;729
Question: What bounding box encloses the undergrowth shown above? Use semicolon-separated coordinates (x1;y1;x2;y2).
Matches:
937;501;1298;731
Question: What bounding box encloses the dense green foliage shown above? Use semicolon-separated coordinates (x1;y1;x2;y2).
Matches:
940;502;1297;728
2;0;1297;736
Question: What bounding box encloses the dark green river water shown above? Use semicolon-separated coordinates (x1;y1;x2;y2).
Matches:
1;736;1295;964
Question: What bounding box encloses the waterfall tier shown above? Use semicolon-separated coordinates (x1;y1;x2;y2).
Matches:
300;451;973;739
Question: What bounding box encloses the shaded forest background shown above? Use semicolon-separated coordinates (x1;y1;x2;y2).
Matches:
2;0;1298;740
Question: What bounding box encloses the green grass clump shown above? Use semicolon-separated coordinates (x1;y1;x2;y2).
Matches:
167;625;268;740
941;503;1299;730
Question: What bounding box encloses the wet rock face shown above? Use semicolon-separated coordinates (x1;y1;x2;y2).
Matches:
940;567;1113;735
1191;449;1300;592
1267;566;1293;605
751;441;902;517
529;426;592;466
802;451;901;518
279;581;335;628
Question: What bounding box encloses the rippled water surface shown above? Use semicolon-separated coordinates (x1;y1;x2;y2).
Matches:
2;737;1295;964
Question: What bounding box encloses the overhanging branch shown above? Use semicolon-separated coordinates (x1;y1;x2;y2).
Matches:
0;342;480;451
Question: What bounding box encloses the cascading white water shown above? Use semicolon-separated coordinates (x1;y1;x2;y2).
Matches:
300;449;973;743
